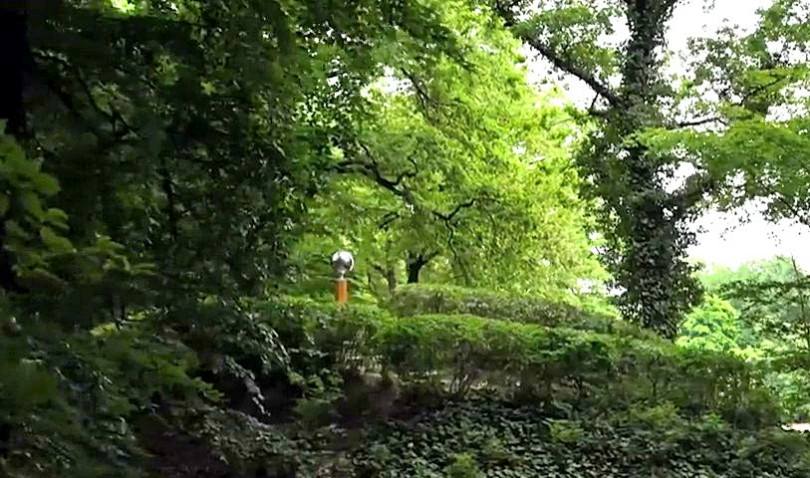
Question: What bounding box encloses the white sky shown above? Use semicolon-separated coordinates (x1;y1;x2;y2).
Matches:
535;0;810;270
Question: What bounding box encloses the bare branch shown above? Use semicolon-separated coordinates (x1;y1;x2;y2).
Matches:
332;142;422;207
401;69;439;111
759;182;810;229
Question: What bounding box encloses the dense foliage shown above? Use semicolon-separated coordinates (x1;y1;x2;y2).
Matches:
351;400;810;477
2;0;810;477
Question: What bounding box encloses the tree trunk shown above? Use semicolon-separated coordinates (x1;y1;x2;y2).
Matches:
385;266;398;293
0;5;28;136
406;252;434;284
406;260;423;284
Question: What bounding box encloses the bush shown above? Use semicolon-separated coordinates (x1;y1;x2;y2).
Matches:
388;284;645;337
255;298;782;427
255;296;388;374
1;317;215;478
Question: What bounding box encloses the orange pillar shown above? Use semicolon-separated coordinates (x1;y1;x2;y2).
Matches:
335;278;348;304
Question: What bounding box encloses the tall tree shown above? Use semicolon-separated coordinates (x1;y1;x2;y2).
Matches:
290;4;604;299
496;0;713;337
641;0;810;234
23;0;459;303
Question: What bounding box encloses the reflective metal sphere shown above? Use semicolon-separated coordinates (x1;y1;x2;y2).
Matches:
331;250;354;278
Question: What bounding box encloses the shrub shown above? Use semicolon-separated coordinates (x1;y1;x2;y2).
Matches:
255;298;782;427
548;420;584;444
255;296;388;373
388;284;646;338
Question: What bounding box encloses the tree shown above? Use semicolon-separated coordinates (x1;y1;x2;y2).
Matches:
707;257;810;353
289;3;604;300
677;295;742;353
1;1;466;475
20;0;462;303
494;0;721;337
641;0;810;237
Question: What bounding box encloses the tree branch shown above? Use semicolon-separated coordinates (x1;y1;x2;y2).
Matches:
526;39;622;107
432;198;478;223
669;172;715;216
34;51;139;144
333;143;418;203
759;182;810;229
674;116;728;128
378;211;400;230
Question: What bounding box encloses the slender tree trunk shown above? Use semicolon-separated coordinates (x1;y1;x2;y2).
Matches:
385;266;398;293
790;257;810;353
406;260;423;284
0;4;28;137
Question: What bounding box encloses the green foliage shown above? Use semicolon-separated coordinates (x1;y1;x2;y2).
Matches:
693;258;810;418
289;2;604;298
445;453;484;478
3;1;810;477
350;399;810;477
548;419;584;444
258;297;781;426
0;131;73;285
678;295;742;353
389;283;639;335
0;313;214;477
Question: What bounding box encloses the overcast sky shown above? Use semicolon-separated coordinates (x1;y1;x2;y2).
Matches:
535;0;810;270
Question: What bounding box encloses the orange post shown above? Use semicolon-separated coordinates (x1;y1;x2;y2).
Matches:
335;278;348;304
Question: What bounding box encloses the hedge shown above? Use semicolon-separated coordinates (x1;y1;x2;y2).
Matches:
388;284;648;338
257;298;782;427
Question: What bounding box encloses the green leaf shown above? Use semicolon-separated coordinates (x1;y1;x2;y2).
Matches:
31;172;60;196
40;226;75;253
19;190;45;220
44;208;70;230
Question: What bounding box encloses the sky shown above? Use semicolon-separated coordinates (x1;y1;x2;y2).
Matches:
537;0;810;271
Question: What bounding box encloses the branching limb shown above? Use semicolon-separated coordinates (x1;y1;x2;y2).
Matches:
333;142;418;203
432;198;478;223
33;50;139;143
525;39;622;107
674;116;728;128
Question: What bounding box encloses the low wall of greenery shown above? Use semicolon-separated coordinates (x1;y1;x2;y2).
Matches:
387;284;647;337
257;297;782;428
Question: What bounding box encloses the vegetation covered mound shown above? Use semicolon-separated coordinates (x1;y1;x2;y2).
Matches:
349;399;810;477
